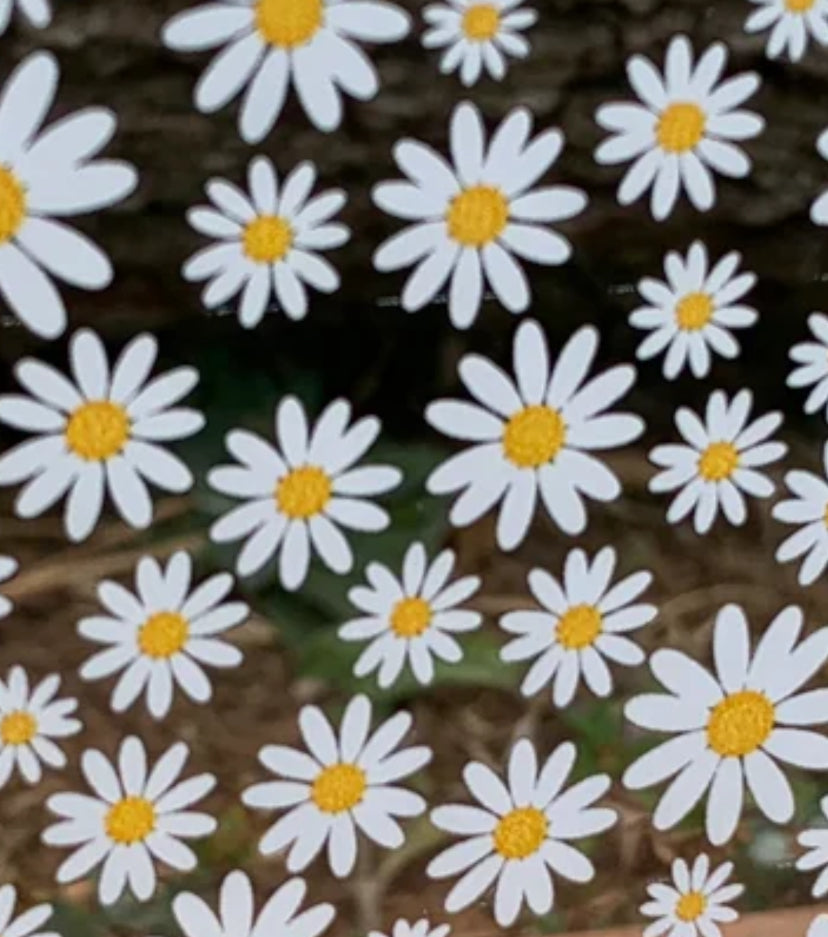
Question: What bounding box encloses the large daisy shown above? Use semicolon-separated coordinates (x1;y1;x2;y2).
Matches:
425;318;643;549
0;0;51;32
0;556;17;620
428;739;616;927
773;443;828;586
0;886;56;937
0;52;137;338
241;694;431;878
745;0;828;62
162;0;411;142
0;329;204;542
797;795;828;898
787;313;828;417
623;604;828;846
371;919;450;937
594;35;764;220
372;102;587;329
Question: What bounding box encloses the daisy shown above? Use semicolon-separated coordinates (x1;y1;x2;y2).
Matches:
0;0;51;33
339;541;482;688
0;886;57;937
623;603;828;846
183;155;349;327
649;389;786;535
798;795;828;897
421;0;537;86
812;131;828;224
425;318;643;549
43;736;217;905
640;854;743;937
0;666;81;788
811;916;828;937
0;52;137;338
0;329;205;542
209;396;401;590
788;313;828;416
630;241;758;380
500;546;656;708
594;35;764;221
372;102;587;329
161;0;411;142
371;920;450;937
773;443;828;586
745;0;828;62
0;555;17;620
78;551;248;719
241;694;431;878
428;738;616;927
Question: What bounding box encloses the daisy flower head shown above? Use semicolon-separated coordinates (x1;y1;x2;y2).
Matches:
797;796;828;898
631;241;758;380
773;442;828;586
745;0;828;62
43;736;217;905
0;886;56;937
811;916;828;937
788;313;828;416
426;318;644;549
421;0;537;87
624;603;828;846
241;694;431;878
649;389;786;535
0;52;137;338
0;0;51;33
209;396;401;590
594;35;764;221
339;541;482;688
161;0;411;142
78;551;248;719
371;919;450;937
0;555;18;620
0;666;81;788
500;546;656;708
428;739;616;927
0;330;204;542
372;102;587;329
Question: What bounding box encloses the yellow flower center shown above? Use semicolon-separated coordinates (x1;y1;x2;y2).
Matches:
390;596;432;638
0;167;26;243
502;405;566;469
823;501;828;527
656;102;707;153
706;690;775;757
556;604;603;650
275;465;332;520
786;0;815;12
0;710;37;746
65;401;131;462
243;215;293;264
311;763;367;813
105;796;156;844
447;185;509;248
462;3;500;40
138;611;189;659
676;891;707;923
675;292;714;331
255;0;323;48
493;807;548;860
697;441;739;483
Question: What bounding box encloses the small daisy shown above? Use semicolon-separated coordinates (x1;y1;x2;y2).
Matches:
797;796;828;897
426;318;643;549
640;854;743;937
0;329;204;542
372;102;587;329
78;551;248;719
500;546;656;708
173;870;335;937
594;35;764;221
209;396;401;590
0;0;51;33
339;541;482;688
745;0;828;62
649;389;786;535
813;131;828;224
421;0;537;86
241;694;430;878
810;916;828;937
43;736;217;905
371;920;450;937
630;241;757;380
788;313;828;417
428;738;616;927
0;886;57;937
183;156;349;327
0;52;137;338
0;666;81;788
773;443;828;586
624;603;828;846
162;0;410;142
0;555;18;619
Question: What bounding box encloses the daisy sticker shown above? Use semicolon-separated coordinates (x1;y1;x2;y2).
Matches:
773;443;828;586
0;556;17;620
372;920;450;937
595;35;764;220
372;102;587;329
788;313;828;416
0;0;51;33
0;886;56;937
426;318;643;549
624;604;828;846
745;0;828;62
798;796;828;898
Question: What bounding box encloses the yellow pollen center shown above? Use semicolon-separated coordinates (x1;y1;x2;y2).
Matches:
138;611;189;659
0;710;37;746
656;102;707;153
676;891;707;923
0;167;26;243
697;441;739;482
447;185;509;248
462;3;500;40
707;690;775;757
311;763;367;813
275;465;332;520
675;292;714;331
556;604;603;650
493;807;548;860
243;215;293;263
65;401;130;461
255;0;323;47
786;0;815;11
390;596;432;638
502;405;566;468
105;796;156;844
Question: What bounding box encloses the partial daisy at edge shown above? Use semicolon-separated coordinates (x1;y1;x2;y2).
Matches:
810;914;828;937
798;795;828;899
812;130;828;223
372;100;587;329
0;0;52;34
0;555;18;619
0;885;57;937
745;0;828;62
773;440;828;586
370;919;450;937
788;312;828;417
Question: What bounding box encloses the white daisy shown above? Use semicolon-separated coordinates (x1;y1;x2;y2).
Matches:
649;389;786;535
338;541;482;688
797;796;828;897
594;35;764;221
425;318;643;549
0;555;18;620
241;694;431;878
745;0;828;62
370;919;450;937
0;666;81;788
162;0;411;142
500;546;656;708
630;241;757;380
372;102;587;329
0;329;205;542
0;52;137;338
78;551;248;720
623;603;828;846
640;854;743;937
43;736;217;905
421;0;537;86
810;916;828;937
0;886;56;937
787;313;828;416
773;443;828;586
428;738;616;927
183;155;348;327
173;870;335;937
0;0;51;33
209;396;401;591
